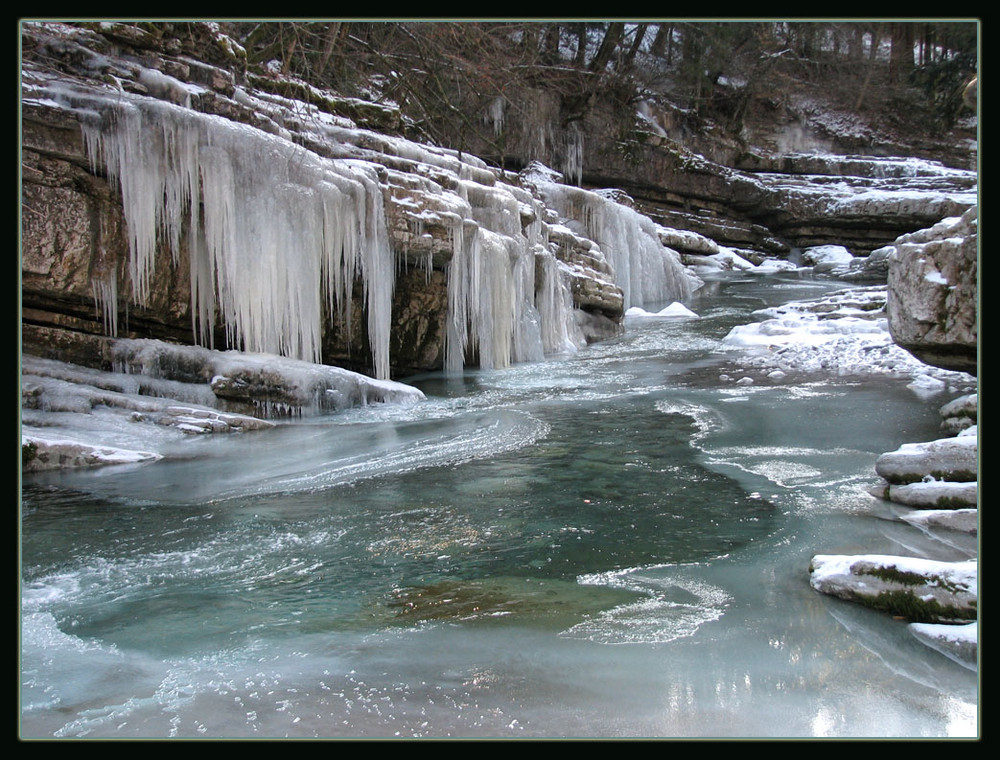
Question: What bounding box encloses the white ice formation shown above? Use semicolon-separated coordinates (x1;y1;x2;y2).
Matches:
25;69;694;382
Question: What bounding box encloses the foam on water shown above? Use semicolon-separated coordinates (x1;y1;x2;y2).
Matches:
564;567;733;645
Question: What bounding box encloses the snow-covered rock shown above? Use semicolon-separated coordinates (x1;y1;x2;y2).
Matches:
886;480;977;509
801;244;854;274
940;393;977;435
624;302;699;319
875;435;978;485
808;554;977;623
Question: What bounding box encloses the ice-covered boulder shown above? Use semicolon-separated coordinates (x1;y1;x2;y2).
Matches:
21;337;427;470
22;433;162;472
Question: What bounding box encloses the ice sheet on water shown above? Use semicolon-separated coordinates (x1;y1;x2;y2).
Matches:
719;286;975;394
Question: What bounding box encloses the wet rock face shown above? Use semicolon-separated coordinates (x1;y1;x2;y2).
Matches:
886;207;978;375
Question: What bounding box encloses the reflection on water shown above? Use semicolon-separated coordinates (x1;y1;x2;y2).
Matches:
20;274;978;738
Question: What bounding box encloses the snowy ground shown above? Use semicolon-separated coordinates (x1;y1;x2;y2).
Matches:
717;283;976;398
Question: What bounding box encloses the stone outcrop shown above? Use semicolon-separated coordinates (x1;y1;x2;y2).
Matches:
20;22;644;381
462;82;977;260
735;154;977;256
885;207;978;375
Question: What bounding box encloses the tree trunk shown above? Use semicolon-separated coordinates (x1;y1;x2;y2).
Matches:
588;22;625;73
889;22;915;82
573;23;588;67
618;23;648;73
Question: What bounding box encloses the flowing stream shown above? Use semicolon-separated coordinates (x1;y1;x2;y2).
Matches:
20;272;978;738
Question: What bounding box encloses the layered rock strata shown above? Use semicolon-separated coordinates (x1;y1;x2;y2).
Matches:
22;22;660;382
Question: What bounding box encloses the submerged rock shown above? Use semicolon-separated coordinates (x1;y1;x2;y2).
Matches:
898;508;977;536
908;621;978;671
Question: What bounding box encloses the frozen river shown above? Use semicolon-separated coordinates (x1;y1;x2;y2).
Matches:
20;272;978;738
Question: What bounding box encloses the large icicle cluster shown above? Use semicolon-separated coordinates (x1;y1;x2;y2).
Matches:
443;177;560;372
534;182;693;311
68;84;397;377
30;67;687;380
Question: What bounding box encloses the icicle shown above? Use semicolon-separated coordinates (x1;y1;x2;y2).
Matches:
91;271;118;337
562;124;584;187
536;250;584;355
511;245;545;364
487;96;505;137
78;93;397;378
539;183;691;312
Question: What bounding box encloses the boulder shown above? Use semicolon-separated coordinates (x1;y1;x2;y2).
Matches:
940;393;977;435
886;480;977;509
874;435;978;485
808;554;977;623
886;207;978;374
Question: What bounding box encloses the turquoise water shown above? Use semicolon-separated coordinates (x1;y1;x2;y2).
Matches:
20;274;978;738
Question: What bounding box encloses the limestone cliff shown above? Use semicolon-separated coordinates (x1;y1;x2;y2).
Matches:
20;21;978;382
21;22;653;380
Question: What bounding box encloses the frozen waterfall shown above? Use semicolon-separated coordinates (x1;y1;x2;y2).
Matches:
537;183;694;311
31;76;690;381
77;92;396;379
